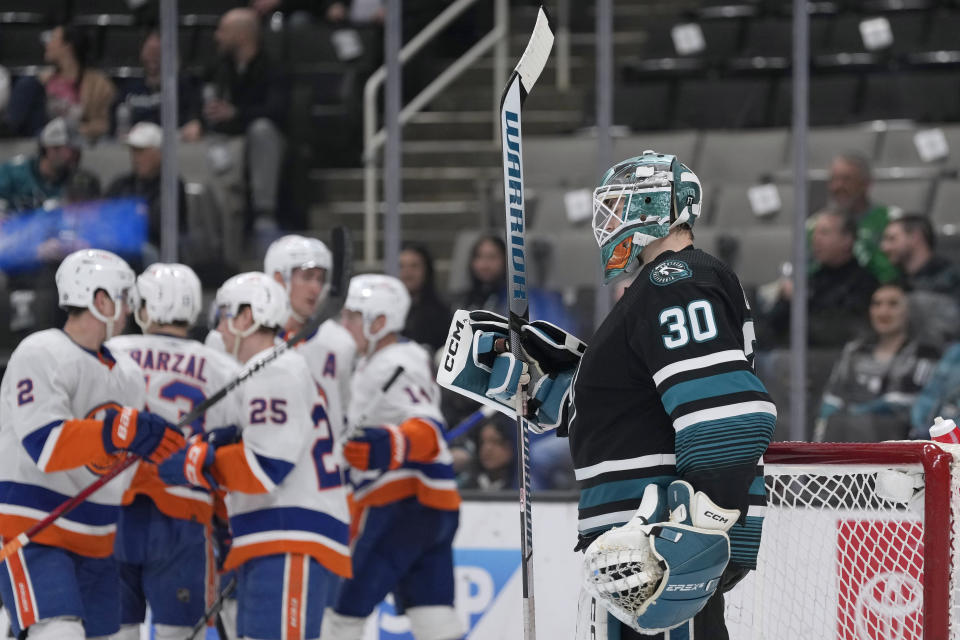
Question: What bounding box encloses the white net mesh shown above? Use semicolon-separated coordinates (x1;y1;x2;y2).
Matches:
724;443;960;640
582;524;664;619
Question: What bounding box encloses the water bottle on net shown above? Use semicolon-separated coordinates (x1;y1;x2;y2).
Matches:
929;416;960;445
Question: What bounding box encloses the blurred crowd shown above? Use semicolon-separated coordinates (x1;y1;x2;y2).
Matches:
0;2;958;492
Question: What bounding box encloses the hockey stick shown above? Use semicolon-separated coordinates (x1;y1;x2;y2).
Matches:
444;406;496;443
185;576;237;640
499;8;554;640
0;227;353;564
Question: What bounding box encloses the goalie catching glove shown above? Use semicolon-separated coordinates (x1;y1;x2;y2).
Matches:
582;480;739;634
436;309;586;433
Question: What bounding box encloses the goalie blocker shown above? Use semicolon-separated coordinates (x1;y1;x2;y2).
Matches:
436;309;585;434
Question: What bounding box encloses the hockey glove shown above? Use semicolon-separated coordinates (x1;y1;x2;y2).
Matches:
519;320;585;434
343;425;407;472
102;408;186;463
157;441;218;490
201;424;241;449
582;480;738;634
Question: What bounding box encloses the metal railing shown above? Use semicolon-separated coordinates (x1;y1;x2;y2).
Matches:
362;0;508;267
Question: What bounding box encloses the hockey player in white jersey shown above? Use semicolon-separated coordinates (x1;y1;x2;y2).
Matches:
106;263;243;640
158;272;351;640
320;275;462;640
0;249;185;640
265;234;356;442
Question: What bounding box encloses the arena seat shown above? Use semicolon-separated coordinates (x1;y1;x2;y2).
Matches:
612;131;699;167
698;129;788;183
523;137;597;189
771;75;863;127
791;126;880;169
869;177;934;214
863;71;960;122
708;182;795;229
674;77;773;129
929;179;960;233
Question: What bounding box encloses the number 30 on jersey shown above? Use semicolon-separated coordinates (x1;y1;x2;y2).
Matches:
659;300;717;349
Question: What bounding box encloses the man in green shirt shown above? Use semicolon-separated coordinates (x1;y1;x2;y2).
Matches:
0;117;79;214
825;152;900;282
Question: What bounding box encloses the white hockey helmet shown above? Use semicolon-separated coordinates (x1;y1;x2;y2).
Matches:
56;249;135;339
344;274;410;348
133;263;203;332
216;272;290;331
264;234;333;323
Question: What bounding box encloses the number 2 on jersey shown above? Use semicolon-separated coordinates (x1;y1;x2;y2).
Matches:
311;403;341;489
660;300;718;349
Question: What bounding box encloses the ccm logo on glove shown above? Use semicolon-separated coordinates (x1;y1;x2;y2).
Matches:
703;510;731;525
443;318;467;372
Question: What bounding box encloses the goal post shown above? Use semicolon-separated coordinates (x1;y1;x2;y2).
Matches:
724;441;959;640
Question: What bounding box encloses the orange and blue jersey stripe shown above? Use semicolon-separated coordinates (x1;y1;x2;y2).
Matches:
224;506;351;578
0;481;119;557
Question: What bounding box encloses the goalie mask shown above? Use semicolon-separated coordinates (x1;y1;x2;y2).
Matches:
592;150;702;283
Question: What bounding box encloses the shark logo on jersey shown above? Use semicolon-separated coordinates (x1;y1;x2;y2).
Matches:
650;260;692;286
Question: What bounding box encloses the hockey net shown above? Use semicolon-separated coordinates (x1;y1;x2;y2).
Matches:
724;441;960;640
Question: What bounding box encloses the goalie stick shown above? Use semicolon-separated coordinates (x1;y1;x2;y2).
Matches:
0;227;354;564
499;7;554;639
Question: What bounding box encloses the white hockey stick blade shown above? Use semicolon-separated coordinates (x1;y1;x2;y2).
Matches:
515;7;555;95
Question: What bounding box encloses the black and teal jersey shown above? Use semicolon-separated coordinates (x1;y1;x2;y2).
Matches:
567;245;776;569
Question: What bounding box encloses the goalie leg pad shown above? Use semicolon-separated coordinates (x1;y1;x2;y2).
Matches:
575;588;614;640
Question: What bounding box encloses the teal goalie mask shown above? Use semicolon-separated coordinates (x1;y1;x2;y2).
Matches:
592;150;702;283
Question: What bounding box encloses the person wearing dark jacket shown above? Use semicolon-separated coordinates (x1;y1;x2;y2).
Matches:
185;8;287;236
759;209;878;348
399;243;452;353
105;122;186;249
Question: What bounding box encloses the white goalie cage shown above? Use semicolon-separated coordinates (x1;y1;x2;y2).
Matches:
723;441;960;640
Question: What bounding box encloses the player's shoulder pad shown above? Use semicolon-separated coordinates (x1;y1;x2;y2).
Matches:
197;342;243;377
104;334;136;353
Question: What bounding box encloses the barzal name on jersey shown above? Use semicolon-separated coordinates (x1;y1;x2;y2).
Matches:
0;329;146;557
347;341;459;513
204;347;351;578
569;246;776;570
280;319;356;443
107;333;243;525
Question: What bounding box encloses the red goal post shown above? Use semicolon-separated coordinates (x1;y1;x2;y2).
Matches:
724;441;959;640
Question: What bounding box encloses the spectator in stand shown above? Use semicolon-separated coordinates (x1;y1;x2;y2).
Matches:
880;214;960;304
816;281;940;442
3;25;116;140
112;31;203;140
0;118;83;214
105;122;186;250
881;214;960;347
910;343;960;439
458;414;517;491
455;234;577;332
399;243;451;353
825;152;899;283
758;209;878;349
182;8;287;241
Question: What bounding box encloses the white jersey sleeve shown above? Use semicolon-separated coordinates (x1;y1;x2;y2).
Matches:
348;340;445;429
